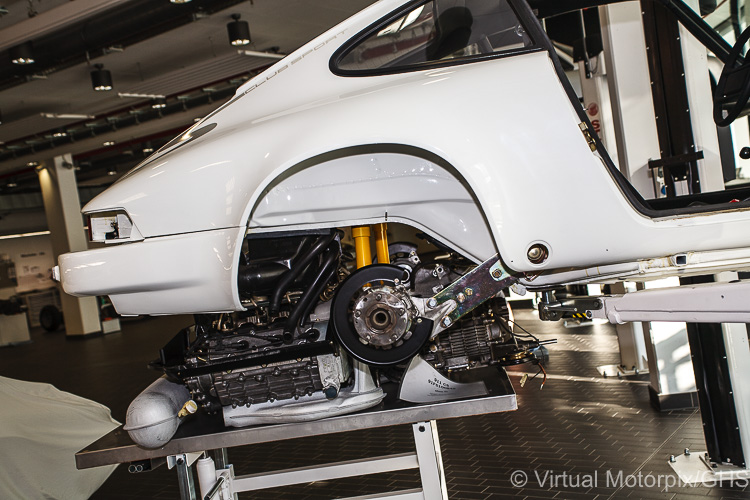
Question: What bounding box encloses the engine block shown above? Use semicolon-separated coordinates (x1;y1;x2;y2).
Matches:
185;358;323;410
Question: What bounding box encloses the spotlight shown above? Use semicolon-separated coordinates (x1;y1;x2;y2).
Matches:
91;64;113;91
108;169;117;176
170;0;192;3
6;182;17;188
227;14;251;46
10;41;34;64
52;131;67;138
152;97;166;109
103;141;115;146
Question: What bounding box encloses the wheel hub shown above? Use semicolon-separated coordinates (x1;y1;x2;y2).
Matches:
352;286;414;347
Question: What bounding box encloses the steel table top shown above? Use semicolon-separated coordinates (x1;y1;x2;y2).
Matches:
76;366;516;469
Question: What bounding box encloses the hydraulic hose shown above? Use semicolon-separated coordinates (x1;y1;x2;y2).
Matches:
269;231;337;314
283;242;340;342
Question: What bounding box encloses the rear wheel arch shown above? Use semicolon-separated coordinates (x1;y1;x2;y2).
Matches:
245;144;501;264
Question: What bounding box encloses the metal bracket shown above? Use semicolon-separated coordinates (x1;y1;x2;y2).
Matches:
419;253;517;335
539;280;750;324
669;449;750;485
538;296;603;322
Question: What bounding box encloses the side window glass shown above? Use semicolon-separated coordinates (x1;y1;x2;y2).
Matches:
336;0;533;73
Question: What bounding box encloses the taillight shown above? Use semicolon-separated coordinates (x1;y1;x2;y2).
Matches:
87;211;134;242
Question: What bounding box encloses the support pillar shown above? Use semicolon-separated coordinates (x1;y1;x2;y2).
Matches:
599;1;660;197
597;3;660;382
38;154;101;337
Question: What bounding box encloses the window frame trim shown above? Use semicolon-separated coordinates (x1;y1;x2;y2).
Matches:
329;0;543;77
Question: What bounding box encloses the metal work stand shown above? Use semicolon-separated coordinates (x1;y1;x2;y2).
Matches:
77;367;516;499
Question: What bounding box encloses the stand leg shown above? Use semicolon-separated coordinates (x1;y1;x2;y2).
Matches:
210;448;229;470
412;421;448;499
175;455;197;500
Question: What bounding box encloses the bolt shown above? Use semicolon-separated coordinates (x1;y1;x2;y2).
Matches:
457;292;466;303
354;311;361;318
669;455;676;463
527;244;548;263
376;294;382;300
442;317;453;327
465;288;473;296
417;318;423;323
684;448;690;456
491;269;502;279
427;298;437;308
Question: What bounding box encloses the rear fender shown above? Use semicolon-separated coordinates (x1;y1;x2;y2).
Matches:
247;146;497;264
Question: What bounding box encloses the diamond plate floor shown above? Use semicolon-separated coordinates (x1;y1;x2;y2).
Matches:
1;309;749;499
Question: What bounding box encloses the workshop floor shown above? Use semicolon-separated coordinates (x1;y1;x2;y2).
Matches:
1;308;749;499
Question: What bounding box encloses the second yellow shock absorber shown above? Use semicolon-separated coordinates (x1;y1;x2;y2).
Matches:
373;222;390;265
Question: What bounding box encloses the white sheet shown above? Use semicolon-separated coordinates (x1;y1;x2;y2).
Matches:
0;376;120;499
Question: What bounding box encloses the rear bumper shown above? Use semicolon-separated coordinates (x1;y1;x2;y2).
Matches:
58;227;246;315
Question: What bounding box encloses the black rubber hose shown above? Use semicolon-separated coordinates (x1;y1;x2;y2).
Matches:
237;262;290;295
282;244;340;342
269;231;337;314
731;0;742;43
298;243;342;325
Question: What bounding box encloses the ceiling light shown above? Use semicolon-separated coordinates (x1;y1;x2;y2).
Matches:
41;113;96;119
52;131;67;138
227;14;251;46
10;41;34;65
108;169;117;176
152;97;167;109
118;92;165;99
6;182;17;188
27;161;39;167
0;231;51;241
103;141;115;146
238;49;285;60
170;0;192;3
91;64;113;91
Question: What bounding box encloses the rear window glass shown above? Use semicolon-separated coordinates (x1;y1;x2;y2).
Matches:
335;0;533;74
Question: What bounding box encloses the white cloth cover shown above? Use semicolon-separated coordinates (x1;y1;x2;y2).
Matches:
0;376;120;499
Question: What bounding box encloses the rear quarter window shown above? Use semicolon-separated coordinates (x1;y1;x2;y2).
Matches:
333;0;535;75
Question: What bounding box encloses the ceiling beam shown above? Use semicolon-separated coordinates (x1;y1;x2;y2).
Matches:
0;0;129;52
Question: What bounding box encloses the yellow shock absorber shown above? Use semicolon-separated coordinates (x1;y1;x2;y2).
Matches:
352;226;372;269
374;222;390;265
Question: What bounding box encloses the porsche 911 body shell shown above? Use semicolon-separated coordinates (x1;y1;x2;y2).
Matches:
59;0;750;315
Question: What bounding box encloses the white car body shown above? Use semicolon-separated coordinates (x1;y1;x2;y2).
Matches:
59;0;750;316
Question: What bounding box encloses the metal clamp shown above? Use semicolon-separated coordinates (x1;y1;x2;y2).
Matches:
421;254;518;335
